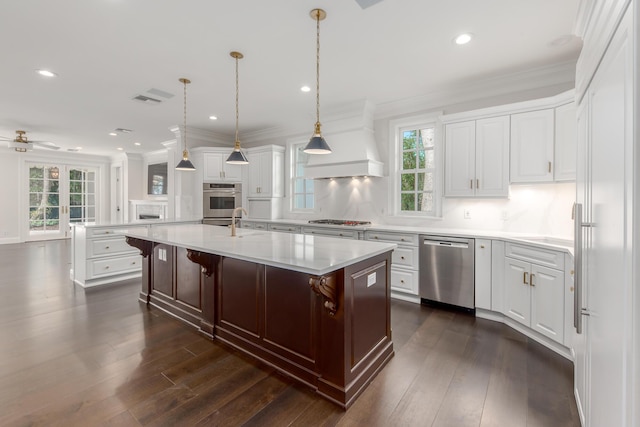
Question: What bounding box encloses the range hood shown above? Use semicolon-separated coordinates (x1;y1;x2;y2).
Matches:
303;101;384;179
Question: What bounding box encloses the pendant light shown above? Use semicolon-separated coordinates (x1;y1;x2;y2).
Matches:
304;8;332;155
226;51;249;164
175;77;196;171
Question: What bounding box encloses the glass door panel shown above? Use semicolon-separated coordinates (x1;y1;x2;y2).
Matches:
27;164;99;241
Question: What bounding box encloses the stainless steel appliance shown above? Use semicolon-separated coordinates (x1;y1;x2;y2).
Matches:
419;235;475;310
307;219;371;226
203;183;242;225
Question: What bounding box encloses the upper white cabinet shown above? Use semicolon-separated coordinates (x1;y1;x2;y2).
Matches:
554;102;577;181
444;116;509;197
203;152;243;183
510;109;555;183
246;145;284;198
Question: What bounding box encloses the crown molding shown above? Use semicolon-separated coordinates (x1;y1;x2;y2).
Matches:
374;60;576;120
169;125;233;146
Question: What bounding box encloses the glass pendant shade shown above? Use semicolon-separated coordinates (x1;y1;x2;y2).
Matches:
226;142;249;164
176;149;196;171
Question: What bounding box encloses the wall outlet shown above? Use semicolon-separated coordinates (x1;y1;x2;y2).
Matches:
464;209;472;219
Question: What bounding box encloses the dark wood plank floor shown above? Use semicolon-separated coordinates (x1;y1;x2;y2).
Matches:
0;240;581;426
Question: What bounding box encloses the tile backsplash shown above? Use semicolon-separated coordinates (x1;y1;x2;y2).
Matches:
285;178;575;239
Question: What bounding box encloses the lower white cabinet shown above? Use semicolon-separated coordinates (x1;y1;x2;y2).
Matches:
503;245;565;343
474;239;492;310
365;230;419;298
72;224;145;288
268;223;301;234
302;226;360;239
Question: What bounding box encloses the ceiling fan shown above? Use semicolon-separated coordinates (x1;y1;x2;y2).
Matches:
0;130;61;152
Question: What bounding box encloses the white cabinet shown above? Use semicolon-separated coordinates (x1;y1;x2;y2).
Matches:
553;102;577;181
365;230;419;299
246;145;284;198
268;223;301;234
503;243;564;343
474;239;492;310
303;226;361;240
444;116;509;197
203;152;243;183
71;224;145;288
510;109;555;183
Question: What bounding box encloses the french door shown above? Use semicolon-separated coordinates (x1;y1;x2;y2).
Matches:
28;163;97;240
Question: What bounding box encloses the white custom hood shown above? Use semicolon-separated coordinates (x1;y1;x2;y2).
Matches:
303;101;384;179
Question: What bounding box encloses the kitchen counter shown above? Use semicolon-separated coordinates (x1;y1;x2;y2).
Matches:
241;219;574;255
123;223;397;275
71;216;203;228
123;223;395;408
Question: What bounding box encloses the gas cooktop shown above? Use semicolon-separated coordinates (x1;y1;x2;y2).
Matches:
308;219;372;226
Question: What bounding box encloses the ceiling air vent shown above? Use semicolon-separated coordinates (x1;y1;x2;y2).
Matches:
355;0;384;9
132;94;162;105
115;128;133;133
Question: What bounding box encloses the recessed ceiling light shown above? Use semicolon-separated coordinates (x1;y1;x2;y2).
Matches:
454;33;473;45
36;69;58;77
209;115;218;120
109;132;117;136
134;142;141;146
117;147;123;151
301;86;311;92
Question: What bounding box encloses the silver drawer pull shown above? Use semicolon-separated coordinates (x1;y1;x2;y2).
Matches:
374;236;378;239
400;279;405;283
105;246;110;249
132;261;136;265
339;233;343;236
401;238;406;242
400;256;405;260
105;266;110;269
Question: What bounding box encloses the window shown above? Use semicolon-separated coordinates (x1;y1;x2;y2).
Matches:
292;144;314;210
389;113;441;217
400;127;435;213
69;168;96;224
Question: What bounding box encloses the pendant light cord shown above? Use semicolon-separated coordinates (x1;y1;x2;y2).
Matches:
235;55;240;143
315;10;321;126
183;79;188;152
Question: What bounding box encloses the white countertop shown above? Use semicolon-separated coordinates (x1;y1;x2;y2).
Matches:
123;224;397;275
241;219;574;255
71;217;202;228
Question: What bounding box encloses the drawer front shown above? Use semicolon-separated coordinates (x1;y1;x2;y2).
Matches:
505;243;564;270
365;231;418;246
390;267;419;294
253;222;268;230
88;237;137;258
268;224;301;233
86;225;145;238
87;254;141;278
240;221;254;229
392;246;419;269
303;227;359;239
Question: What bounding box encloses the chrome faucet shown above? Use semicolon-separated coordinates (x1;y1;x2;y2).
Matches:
230;207;247;237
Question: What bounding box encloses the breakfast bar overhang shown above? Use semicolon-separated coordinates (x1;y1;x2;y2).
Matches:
124;224;396;408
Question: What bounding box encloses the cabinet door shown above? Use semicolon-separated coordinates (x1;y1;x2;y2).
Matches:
222;161;243;182
203;153;224;182
510;109;554;183
247;152;263;197
475;116;509;197
444;121;475;196
554;102;577;181
530;264;564;342
474;239;492;310
504;258;530;326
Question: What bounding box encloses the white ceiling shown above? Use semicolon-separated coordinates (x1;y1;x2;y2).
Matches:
0;0;581;156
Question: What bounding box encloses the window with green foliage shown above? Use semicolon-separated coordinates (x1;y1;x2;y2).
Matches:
29;166;60;231
400;127;436;214
69;168;96;224
292;144;314;210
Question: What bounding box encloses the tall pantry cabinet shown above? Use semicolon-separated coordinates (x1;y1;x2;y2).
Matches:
572;1;638;426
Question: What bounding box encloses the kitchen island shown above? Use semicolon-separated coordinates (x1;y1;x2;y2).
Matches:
123;224;396;408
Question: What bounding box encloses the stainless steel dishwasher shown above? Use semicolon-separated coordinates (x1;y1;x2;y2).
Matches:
419;235;475;310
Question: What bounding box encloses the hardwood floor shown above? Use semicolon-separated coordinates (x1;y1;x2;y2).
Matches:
0;239;580;426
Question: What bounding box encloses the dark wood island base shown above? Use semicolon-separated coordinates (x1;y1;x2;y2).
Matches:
126;236;394;408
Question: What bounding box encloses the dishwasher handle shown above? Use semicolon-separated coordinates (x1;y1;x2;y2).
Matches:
422;240;469;249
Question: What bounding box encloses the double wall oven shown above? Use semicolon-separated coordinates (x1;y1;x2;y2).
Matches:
203;183;242;226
